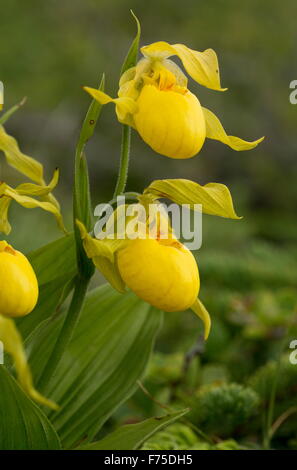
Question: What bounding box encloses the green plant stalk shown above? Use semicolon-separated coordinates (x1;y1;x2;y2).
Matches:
113;124;131;197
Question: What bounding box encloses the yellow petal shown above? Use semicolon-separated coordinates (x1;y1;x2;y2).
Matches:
191;298;211;340
83;87;137;124
0;126;66;231
16;168;59;196
0;182;64;233
0;315;58;409
144;178;241;219
202;107;264;150
14;169;66;233
141;41;177;60
76;219;126;292
0;125;43;184
0;196;12;234
173;44;226;92
76;219;114;262
141;41;226;91
83;87;115;106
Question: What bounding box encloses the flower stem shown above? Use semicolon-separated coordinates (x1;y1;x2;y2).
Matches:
38;275;89;392
113;124;131;197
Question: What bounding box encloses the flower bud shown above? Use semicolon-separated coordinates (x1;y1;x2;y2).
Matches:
134;84;206;159
0;241;38;317
117;238;199;311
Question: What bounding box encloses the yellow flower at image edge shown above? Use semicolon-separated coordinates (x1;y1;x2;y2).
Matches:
0;241;57;410
0;240;38;317
84;40;264;159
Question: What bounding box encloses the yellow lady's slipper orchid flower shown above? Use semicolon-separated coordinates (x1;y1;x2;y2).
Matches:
77;216;211;339
77;177;242;339
0;240;57;409
0;240;38;317
84;41;264;159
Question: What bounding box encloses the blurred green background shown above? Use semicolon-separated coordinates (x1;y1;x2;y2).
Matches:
1;0;297;449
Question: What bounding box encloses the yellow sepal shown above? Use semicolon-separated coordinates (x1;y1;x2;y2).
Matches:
143;178;241;219
191;298;211;340
0;315;58;409
0;197;11;235
16;168;59;196
141;41;226;91
83;87;138;124
202;107;264;150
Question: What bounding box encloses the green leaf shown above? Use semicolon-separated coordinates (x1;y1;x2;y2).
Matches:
18;274;75;340
79;409;189;450
0;367;61;450
26;284;163;449
27;234;76;285
143;178;241;219
16;235;77;338
120;11;141;75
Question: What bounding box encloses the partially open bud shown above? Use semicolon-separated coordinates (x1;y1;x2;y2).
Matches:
117;237;200;311
134;84;206;159
0;241;38;317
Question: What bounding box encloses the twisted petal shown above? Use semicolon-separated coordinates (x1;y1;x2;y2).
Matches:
76;220;126;293
0;126;66;231
15;169;66;232
144;178;241;219
83;87;137;124
0;315;58;409
0;196;12;234
16;168;59;196
202;107;264;150
191;298;211;340
141;41;226;91
0;182;64;234
0;125;43;184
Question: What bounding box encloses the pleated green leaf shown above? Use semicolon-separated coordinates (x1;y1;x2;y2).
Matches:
17;274;74;340
0;367;61;450
26;285;163;449
79;409;189;450
17;235;76;339
27;234;76;285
